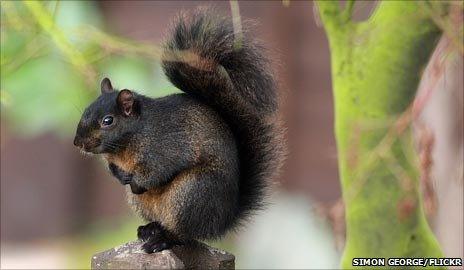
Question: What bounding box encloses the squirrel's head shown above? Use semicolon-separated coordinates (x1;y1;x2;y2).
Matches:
73;78;140;154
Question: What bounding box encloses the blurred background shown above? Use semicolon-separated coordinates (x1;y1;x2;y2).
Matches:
1;1;462;269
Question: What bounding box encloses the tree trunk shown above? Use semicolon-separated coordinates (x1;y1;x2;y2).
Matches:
316;1;445;268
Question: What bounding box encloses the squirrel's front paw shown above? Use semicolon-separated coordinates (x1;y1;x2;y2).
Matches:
121;174;133;185
130;181;147;194
109;163;133;185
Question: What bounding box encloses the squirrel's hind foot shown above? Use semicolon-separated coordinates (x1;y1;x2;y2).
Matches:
137;222;183;253
137;222;157;241
142;239;172;253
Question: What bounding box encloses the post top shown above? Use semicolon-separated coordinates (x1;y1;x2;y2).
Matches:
91;240;235;269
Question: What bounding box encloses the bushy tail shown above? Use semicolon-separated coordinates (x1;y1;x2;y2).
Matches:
162;10;284;220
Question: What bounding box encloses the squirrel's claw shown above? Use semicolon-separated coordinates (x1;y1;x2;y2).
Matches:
142;241;171;253
121;176;132;185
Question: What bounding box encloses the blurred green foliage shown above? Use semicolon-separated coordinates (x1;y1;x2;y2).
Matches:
68;217;142;268
1;1;179;137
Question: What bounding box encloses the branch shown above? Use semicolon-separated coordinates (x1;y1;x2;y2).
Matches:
341;0;355;22
315;1;342;34
23;1;95;83
316;0;357;39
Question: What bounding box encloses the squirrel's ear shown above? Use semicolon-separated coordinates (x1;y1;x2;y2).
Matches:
101;78;114;94
117;89;135;116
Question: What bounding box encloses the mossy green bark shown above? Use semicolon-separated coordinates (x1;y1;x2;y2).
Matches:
316;1;444;268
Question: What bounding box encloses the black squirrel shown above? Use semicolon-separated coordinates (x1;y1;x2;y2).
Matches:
73;10;284;253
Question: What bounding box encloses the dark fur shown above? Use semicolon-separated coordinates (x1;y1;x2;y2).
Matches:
74;10;284;253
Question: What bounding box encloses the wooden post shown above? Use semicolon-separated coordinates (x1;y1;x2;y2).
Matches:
91;240;235;269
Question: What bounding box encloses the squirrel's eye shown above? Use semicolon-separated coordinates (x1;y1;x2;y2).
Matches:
101;115;114;126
